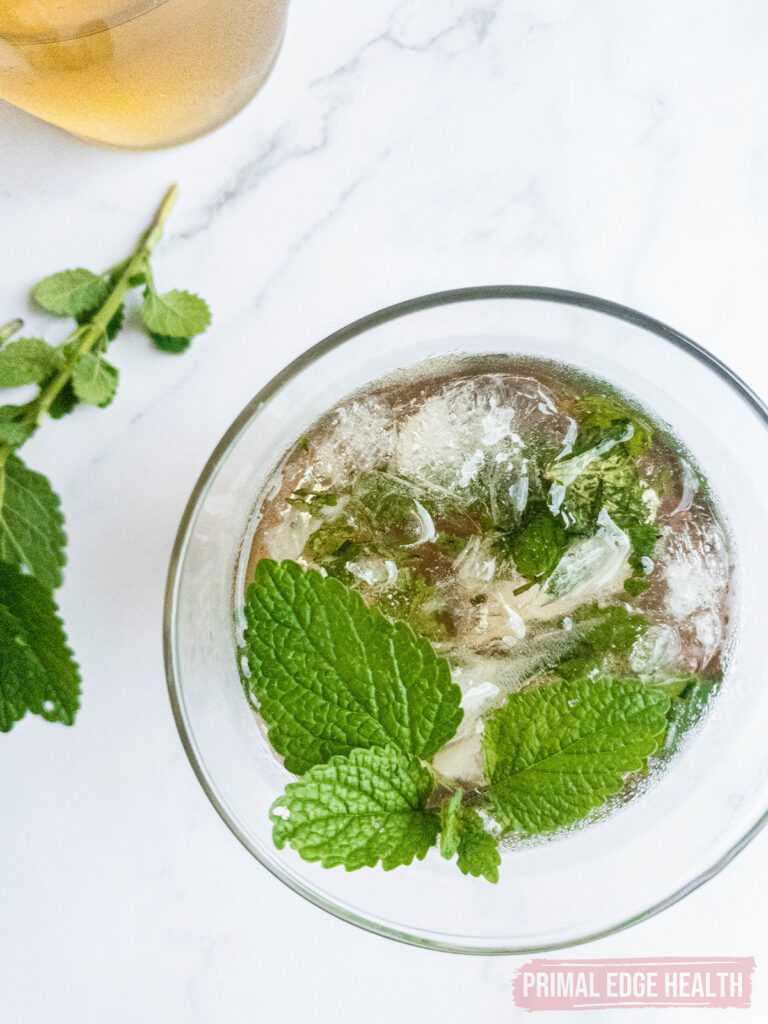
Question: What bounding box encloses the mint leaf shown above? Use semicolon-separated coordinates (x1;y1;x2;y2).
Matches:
243;559;463;773
483;677;670;833
148;332;191;355
0;407;35;447
354;469;478;538
624;577;650;597
501;504;567;580
48;380;79;419
270;745;439;870
440;791;500;883
375;567;449;644
107;258;147;289
0;337;60;387
554;437;653;540
0;605;48;731
105;303;125;342
575;395;652;457
34;268;109;318
142;288;211;339
626;520;660;577
555;604;647;681
71;353;119;407
0;562;80;729
0;455;66;589
75;302;125;343
665;677;716;739
305;512;371;564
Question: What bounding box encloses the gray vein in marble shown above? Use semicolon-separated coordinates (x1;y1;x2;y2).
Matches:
178;1;501;242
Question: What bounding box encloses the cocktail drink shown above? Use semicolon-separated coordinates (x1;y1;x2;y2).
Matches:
0;0;289;148
241;355;734;882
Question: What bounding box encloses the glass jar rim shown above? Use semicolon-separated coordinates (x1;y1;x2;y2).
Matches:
164;285;768;954
0;0;166;45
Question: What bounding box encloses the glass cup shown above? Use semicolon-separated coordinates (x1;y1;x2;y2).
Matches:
165;287;768;953
0;0;290;149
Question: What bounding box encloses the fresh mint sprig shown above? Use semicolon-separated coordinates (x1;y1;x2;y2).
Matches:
0;185;210;733
245;560;675;882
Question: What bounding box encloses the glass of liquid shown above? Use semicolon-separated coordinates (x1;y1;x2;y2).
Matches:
166;288;768;952
0;0;290;149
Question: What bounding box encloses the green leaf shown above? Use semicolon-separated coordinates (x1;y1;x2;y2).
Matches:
305;512;370;564
0;337;59;387
270;745;439;871
626;520;660;577
374;567;450;644
354;469;479;538
503;505;567;580
665;677;716;738
148;332;192;355
76;302;125;343
555;604;647;681
0;562;80;730
48;380;79;419
107;258;147;289
624;578;650;597
440;791;500;883
483;677;670;833
243;559;463;773
33;268;109;318
0;406;35;447
0;454;66;589
553;429;654;542
0;605;48;731
71;353;119;407
105;303;125;342
575;396;652;457
141;288;211;339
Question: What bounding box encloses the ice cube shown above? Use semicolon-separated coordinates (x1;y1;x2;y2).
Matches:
392;374;574;522
630;624;681;677
303;397;397;490
662;512;729;620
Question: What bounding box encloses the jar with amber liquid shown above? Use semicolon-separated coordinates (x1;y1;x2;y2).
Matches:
0;0;289;149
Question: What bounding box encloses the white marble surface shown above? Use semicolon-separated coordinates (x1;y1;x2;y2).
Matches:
1;1;768;1021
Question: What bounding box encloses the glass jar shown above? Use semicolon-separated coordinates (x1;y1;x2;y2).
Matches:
0;0;289;149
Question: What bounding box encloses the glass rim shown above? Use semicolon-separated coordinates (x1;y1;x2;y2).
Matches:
163;284;768;955
0;0;165;44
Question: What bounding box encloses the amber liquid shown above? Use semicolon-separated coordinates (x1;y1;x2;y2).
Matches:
0;0;289;149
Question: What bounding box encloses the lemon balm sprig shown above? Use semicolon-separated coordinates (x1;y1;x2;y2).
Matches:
0;185;211;734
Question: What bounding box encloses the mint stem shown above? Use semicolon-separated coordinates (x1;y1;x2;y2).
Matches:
32;184;179;425
0;184;180;479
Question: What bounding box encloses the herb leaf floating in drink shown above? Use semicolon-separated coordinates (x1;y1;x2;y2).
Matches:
243;561;672;880
242;360;733;881
271;746;440;871
0;185;210;733
439;790;501;883
482;678;669;833
242;558;463;773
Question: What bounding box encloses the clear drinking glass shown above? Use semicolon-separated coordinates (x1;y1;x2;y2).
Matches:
0;0;289;149
164;287;768;953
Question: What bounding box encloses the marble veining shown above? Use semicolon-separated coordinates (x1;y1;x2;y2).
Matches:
1;1;767;1022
